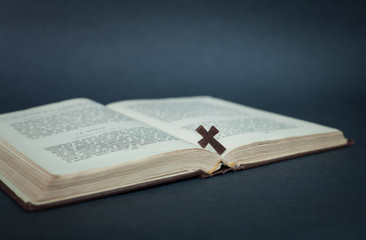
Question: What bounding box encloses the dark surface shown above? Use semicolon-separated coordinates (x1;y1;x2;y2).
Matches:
0;1;365;239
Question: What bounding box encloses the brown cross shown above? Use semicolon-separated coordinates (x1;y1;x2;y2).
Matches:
196;125;226;155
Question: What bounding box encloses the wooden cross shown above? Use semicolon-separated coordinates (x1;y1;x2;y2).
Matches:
196;125;226;155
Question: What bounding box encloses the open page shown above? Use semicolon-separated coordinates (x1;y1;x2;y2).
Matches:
107;96;346;155
0;99;196;175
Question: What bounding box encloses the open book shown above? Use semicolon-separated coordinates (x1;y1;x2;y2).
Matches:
0;96;350;210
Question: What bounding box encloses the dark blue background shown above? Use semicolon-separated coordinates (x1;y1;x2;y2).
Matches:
1;1;365;239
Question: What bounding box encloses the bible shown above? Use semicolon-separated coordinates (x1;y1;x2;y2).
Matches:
0;96;350;211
